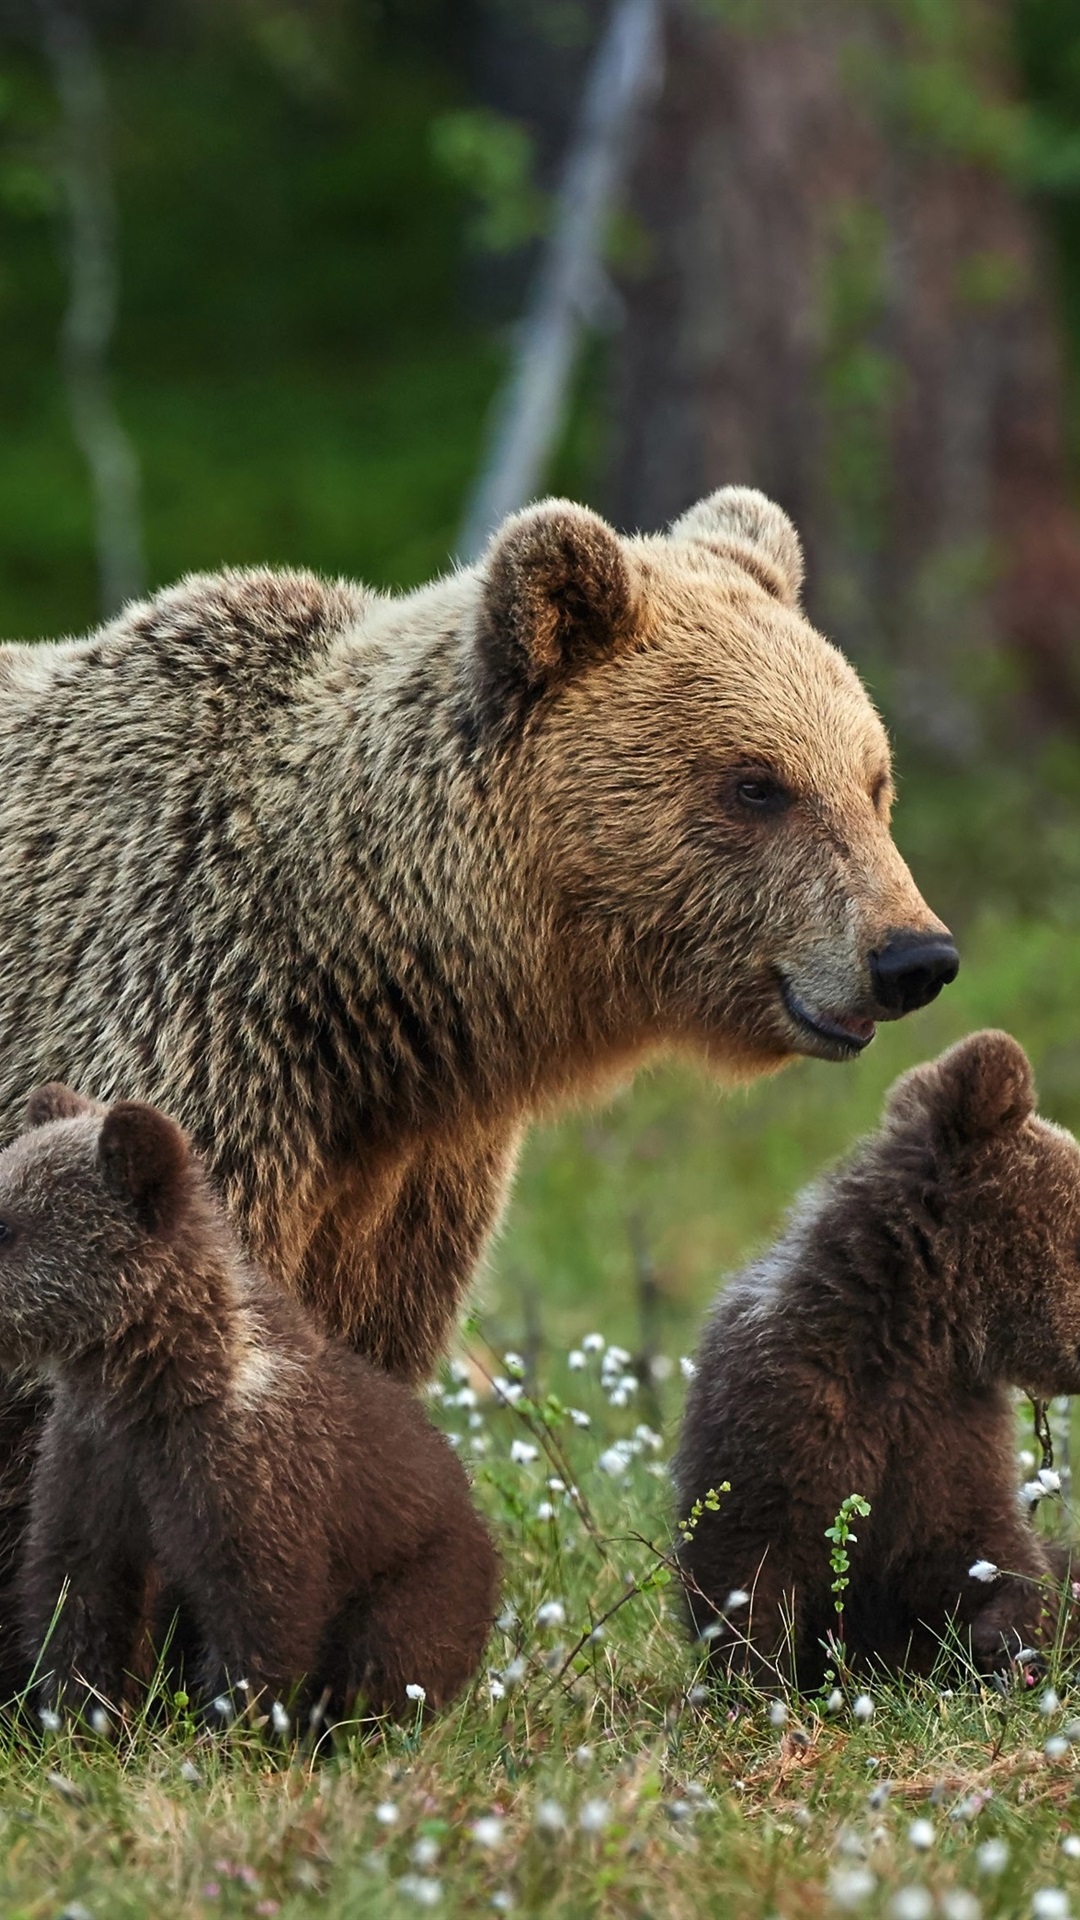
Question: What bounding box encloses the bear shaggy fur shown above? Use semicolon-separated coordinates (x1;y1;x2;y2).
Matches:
675;1031;1080;1688
0;488;951;1386
0;1084;499;1722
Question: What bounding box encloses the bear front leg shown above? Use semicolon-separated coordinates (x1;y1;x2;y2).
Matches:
296;1126;520;1381
20;1415;148;1721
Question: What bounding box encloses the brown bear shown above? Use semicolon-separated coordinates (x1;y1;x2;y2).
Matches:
0;1083;499;1723
675;1030;1080;1689
0;488;955;1687
0;488;954;1379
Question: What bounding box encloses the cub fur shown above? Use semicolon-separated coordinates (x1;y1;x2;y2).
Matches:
0;1084;498;1721
675;1031;1080;1686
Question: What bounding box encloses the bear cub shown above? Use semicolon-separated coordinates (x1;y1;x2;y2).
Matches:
0;1084;499;1723
675;1031;1080;1688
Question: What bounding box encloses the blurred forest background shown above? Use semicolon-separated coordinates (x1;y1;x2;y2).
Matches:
3;0;1080;1364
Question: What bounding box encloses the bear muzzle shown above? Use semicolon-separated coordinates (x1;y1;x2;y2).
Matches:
869;931;960;1018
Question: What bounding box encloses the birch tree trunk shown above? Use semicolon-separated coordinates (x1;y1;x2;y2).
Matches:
608;0;1080;741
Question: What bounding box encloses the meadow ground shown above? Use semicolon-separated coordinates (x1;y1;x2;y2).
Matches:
4;914;1080;1920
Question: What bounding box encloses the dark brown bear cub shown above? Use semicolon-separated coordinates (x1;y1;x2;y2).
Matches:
0;1085;499;1723
675;1031;1080;1689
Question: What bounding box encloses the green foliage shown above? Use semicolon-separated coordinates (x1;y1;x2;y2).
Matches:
429;107;547;253
678;1484;728;1548
826;1494;873;1616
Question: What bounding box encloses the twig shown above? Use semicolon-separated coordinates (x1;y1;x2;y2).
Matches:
38;0;145;617
456;0;662;560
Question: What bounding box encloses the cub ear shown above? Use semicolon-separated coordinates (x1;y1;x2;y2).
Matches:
24;1083;97;1129
670;486;804;607
98;1101;191;1234
885;1030;1035;1146
475;499;638;719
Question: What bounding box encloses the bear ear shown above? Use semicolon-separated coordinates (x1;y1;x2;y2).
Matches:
886;1030;1035;1146
24;1083;97;1129
475;499;638;719
669;486;804;607
98;1101;191;1234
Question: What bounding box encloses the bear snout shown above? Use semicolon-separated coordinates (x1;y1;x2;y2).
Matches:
869;931;960;1018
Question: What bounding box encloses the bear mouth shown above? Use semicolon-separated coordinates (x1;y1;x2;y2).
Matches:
778;977;876;1060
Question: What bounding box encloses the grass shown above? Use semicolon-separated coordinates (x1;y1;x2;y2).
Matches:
3;914;1080;1917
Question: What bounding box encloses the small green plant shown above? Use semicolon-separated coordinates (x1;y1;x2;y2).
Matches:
825;1493;872;1622
678;1484;730;1546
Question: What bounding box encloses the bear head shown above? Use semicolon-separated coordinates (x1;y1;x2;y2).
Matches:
884;1030;1080;1396
0;1084;194;1368
472;487;956;1074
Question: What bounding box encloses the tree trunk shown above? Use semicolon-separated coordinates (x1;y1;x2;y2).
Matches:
608;0;1080;743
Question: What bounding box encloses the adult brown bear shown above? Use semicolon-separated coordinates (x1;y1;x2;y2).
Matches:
0;487;953;1376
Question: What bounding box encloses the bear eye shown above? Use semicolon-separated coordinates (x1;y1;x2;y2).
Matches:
0;1222;14;1249
733;773;790;814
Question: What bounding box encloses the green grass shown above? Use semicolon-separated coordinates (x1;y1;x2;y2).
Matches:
3;914;1080;1916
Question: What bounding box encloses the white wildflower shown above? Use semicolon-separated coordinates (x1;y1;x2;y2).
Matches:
535;1799;567;1834
1021;1479;1048;1509
1046;1736;1069;1761
573;1744;593;1766
1064;1837;1080;1860
939;1895;981;1920
836;1826;867;1859
975;1838;1009;1875
471;1816;505;1849
1019;1449;1036;1470
825;1688;844;1714
535;1600;566;1629
569;1408;591;1428
968;1560;998;1583
634;1424;663;1452
405;1684;427;1703
412;1838;440;1869
769;1700;788;1728
491;1894;513;1913
608;1388;630;1409
211;1695;235;1724
449;1359;469;1384
853;1693;875;1722
270;1700;291;1736
493;1377;523;1406
179;1759;201;1785
891;1890;933;1920
828;1866;877;1908
1041;1688;1061;1716
1040;1468;1062;1494
907;1818;934;1851
396;1875;442;1907
89;1707;112;1737
38;1707;61;1733
510;1440;538;1465
567;1350;586;1371
496;1605;518;1631
579;1797;611;1833
503;1353;525;1379
453;1387;478;1410
536;1501;556;1522
679;1356;697;1380
502;1656;527;1685
725;1589;750;1612
1032;1893;1070;1920
598;1446;630;1477
582;1333;605;1353
488;1675;506;1702
376;1801;399;1825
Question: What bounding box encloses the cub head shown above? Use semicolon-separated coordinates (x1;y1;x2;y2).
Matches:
472;487;956;1073
0;1085;194;1368
884;1031;1080;1395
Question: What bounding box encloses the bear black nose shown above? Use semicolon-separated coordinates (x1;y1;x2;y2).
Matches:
870;931;960;1017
